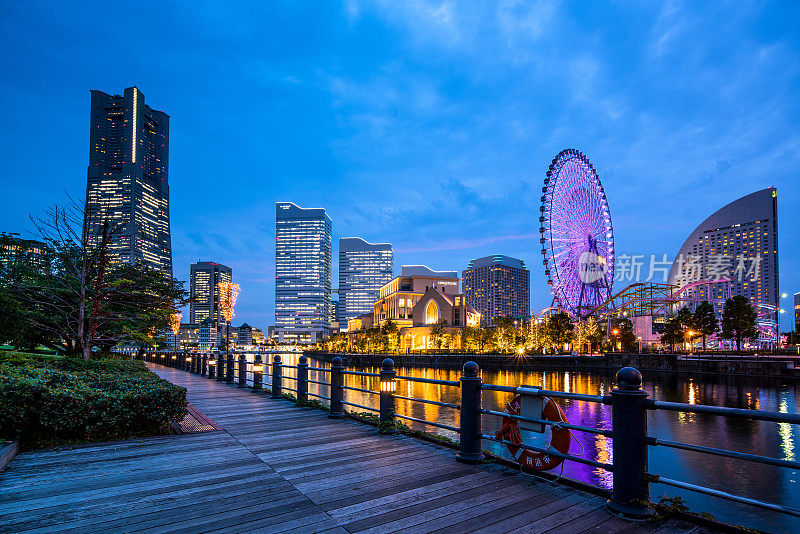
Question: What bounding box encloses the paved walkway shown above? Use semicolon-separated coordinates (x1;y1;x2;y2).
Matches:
0;364;710;533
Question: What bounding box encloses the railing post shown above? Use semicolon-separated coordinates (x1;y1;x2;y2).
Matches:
270;355;282;398
456;361;483;464
192;354;199;374
201;354;207;376
379;358;397;433
608;367;651;518
252;354;264;392
216;353;225;381
297;355;308;404
328;356;344;418
238;354;247;387
226;352;234;383
209;356;217;379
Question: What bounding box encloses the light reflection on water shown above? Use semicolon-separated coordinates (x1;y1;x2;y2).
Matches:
241;352;800;533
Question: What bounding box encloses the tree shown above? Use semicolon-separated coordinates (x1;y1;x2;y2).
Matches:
493;317;518;353
584;317;604;355
610;317;637;352
721;295;758;351
381;319;399;350
692;301;719;351
429;319;448;350
546;312;574;353
12;199;190;358
462;325;493;352
660;318;683;352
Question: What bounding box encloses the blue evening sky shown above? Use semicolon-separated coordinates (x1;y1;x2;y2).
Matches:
1;1;798;331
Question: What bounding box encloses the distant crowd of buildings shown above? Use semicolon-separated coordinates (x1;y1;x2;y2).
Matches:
1;85;793;351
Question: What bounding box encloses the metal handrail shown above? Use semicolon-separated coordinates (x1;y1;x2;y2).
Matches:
480;384;608;404
649;400;800;424
393;394;459;410
396;375;460;387
307;379;328;386
651;438;800;470
650;475;800;518
307;367;330;372
342;370;380;377
342;385;379;396
481;409;611;437
394;414;460;433
481;434;612;471
306;392;331;401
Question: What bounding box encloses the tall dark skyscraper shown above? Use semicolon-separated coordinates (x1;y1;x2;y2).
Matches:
462;255;530;326
189;261;232;326
85;86;172;276
275;202;332;343
339;237;393;326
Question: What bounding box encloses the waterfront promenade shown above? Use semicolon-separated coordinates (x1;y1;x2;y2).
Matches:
0;364;708;533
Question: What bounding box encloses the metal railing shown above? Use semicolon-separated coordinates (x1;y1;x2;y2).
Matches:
142;350;800;521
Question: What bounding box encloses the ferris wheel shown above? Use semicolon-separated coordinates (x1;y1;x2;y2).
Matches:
540;149;615;318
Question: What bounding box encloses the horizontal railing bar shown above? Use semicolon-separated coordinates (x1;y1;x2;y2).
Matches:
480;384;608;404
342;370;380;377
394;414;460;433
281;376;298;381
396;375;460;387
307;367;331;372
651;476;800;518
342;385;379;395
282;386;298;393
282;365;299;369
306;392;331;401
649;401;800;424
652;438;800;470
307;379;328;386
341;401;380;412
481;409;611;436
481;434;612;471
393;395;460;410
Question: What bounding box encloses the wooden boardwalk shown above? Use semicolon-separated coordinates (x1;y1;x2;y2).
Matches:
0;364;711;533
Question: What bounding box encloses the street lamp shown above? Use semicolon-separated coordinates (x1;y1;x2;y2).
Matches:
777;293;788;351
612;328;619;353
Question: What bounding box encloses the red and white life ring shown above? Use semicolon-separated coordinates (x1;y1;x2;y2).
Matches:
494;392;571;472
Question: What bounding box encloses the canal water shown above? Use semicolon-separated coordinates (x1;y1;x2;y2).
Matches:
251;352;799;533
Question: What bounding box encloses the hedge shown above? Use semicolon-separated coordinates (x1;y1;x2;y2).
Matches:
0;352;187;447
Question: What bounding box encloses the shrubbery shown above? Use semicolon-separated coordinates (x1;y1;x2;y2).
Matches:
0;352;187;447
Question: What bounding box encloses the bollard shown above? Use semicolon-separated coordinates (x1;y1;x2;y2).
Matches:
271;355;282;398
252;354;264;392
378;358;397;434
208;357;216;379
608;367;651;518
456;361;483;464
238;354;247;388
201;355;208;377
328;356;344;418
226;353;235;384
192;354;198;374
297;355;308;404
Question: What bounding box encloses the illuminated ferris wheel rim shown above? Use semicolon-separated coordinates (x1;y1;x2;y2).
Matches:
539;148;615;318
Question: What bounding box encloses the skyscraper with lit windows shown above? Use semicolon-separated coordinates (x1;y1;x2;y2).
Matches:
339;238;394;326
275;202;332;343
84;86;172;276
189;261;232;326
462;255;530;326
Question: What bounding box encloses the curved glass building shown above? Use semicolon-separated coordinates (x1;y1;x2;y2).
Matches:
667;188;779;316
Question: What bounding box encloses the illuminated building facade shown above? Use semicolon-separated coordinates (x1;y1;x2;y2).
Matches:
794;292;800;335
462;254;530;326
189;262;232;331
668;188;779;317
372;266;459;329
85;87;172;276
339;237;394;326
275;202;332;344
0;233;50;280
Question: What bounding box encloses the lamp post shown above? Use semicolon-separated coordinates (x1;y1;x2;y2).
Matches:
777;293;787;351
612;328;619;353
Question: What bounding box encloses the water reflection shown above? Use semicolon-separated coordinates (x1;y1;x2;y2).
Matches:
240;352;799;533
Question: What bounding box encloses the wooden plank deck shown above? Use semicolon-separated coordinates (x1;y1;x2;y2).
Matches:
0;364;710;533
